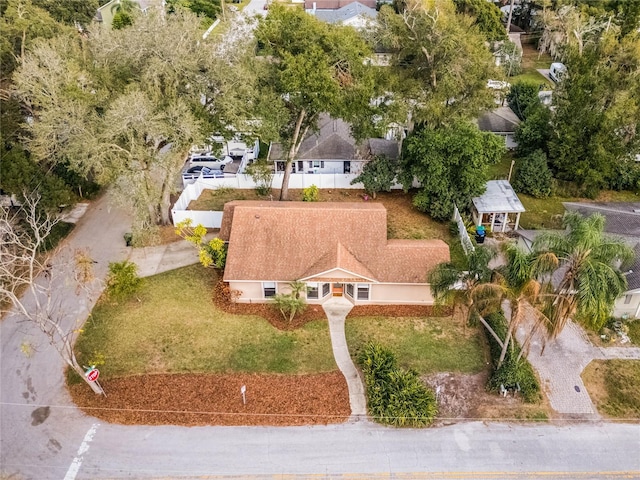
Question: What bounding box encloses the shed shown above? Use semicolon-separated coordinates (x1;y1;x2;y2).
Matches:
472;180;525;232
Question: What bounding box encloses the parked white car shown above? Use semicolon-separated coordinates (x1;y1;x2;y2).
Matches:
188;154;233;170
549;62;567;83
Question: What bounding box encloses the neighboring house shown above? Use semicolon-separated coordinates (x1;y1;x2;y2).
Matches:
476;106;521;149
563;202;640;319
472;180;525;232
304;0;376;9
310;1;377;29
219;201;450;305
95;0;161;27
518;202;640;319
268;115;399;175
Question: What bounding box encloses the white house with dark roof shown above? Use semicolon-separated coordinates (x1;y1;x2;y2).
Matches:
476;106;521;150
563;202;640;319
310;1;378;28
219;201;450;305
268;115;399;175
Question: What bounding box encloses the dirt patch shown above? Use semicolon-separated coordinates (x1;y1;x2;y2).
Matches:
69;372;350;426
423;371;553;424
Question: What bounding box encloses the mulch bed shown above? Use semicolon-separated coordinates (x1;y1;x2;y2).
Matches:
213;278;451;331
69;372;351;426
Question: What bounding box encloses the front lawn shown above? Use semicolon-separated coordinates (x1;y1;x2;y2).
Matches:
345;316;486;374
74;265;336;379
582;360;640;420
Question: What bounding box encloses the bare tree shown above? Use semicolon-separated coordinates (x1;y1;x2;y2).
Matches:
0;195;104;395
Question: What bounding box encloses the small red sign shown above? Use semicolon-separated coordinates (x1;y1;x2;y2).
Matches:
86;369;100;382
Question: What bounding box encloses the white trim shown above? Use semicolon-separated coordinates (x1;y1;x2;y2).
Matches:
299;267;378;283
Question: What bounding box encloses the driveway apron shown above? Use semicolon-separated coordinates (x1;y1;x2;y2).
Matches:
322;297;367;419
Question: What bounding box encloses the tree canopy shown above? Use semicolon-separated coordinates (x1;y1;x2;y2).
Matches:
252;5;378;200
376;0;498;128
401;121;505;221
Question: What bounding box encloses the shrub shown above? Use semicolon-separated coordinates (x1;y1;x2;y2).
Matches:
106;261;142;300
302;184;319;202
245;160;273;197
513;149;553;198
350;154;396;199
506;81;541;121
272;281;307;323
483;312;541;403
358;342;438;426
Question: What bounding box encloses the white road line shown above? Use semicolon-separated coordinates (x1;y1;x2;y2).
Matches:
63;423;100;480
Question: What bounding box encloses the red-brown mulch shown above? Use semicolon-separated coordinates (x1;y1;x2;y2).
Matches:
213;279;451;330
69;372;351;426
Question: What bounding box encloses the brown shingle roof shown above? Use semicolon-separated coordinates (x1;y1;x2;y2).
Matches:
221;201;449;284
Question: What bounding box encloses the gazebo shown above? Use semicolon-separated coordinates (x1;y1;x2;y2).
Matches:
471;180;525;232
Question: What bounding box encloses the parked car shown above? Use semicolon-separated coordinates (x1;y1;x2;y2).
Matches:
188;154;233;171
549;62;567;83
182;166;225;180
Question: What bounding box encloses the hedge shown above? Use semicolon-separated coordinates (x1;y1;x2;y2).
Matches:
358;342;438;427
483;312;541;403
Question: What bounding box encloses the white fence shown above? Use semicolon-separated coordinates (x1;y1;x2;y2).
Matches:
453;204;475;256
172;172;407;228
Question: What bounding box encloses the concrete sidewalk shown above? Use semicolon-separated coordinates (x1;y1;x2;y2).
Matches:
127;240;201;278
322;297;367;419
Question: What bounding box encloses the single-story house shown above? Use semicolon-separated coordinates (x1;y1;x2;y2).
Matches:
268;115;399;175
563;202;640;319
472;180;525;232
219;201;450;305
476;106;521;149
310;1;377;28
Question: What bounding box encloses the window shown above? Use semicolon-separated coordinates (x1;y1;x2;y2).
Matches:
311;161;324;169
263;282;276;298
322;283;330;297
624;294;632;305
345;283;354;297
298;161;304;171
307;283;319;299
357;283;369;300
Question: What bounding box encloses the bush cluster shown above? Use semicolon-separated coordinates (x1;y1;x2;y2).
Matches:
483;312;541;403
358;342;438;427
106;261;142;301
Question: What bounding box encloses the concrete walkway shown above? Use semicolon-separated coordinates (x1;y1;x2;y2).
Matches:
322;297;367;419
515;304;640;418
128;239;201;278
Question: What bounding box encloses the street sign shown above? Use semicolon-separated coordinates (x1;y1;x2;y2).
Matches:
86;368;100;382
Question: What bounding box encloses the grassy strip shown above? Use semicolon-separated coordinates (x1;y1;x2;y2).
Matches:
346;316;485;374
483;312;541;403
358;342;437;427
582;360;640;419
74;265;336;379
628;320;640;346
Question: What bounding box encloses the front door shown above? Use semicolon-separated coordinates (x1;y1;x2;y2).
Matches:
332;283;343;297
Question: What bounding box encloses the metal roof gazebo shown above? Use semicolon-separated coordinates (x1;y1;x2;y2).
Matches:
471;180;525;233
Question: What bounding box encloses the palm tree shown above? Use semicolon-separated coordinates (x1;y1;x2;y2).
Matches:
495;243;553;367
533;211;634;338
110;0;138;15
429;246;504;345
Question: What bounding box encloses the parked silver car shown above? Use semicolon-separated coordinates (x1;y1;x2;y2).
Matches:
188;154;233;171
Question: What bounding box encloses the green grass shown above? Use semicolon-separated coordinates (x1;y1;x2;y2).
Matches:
75;265;336;378
345;316;486;374
628;320;640;345
510;69;552;88
488;152;515;181
583;360;640;419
